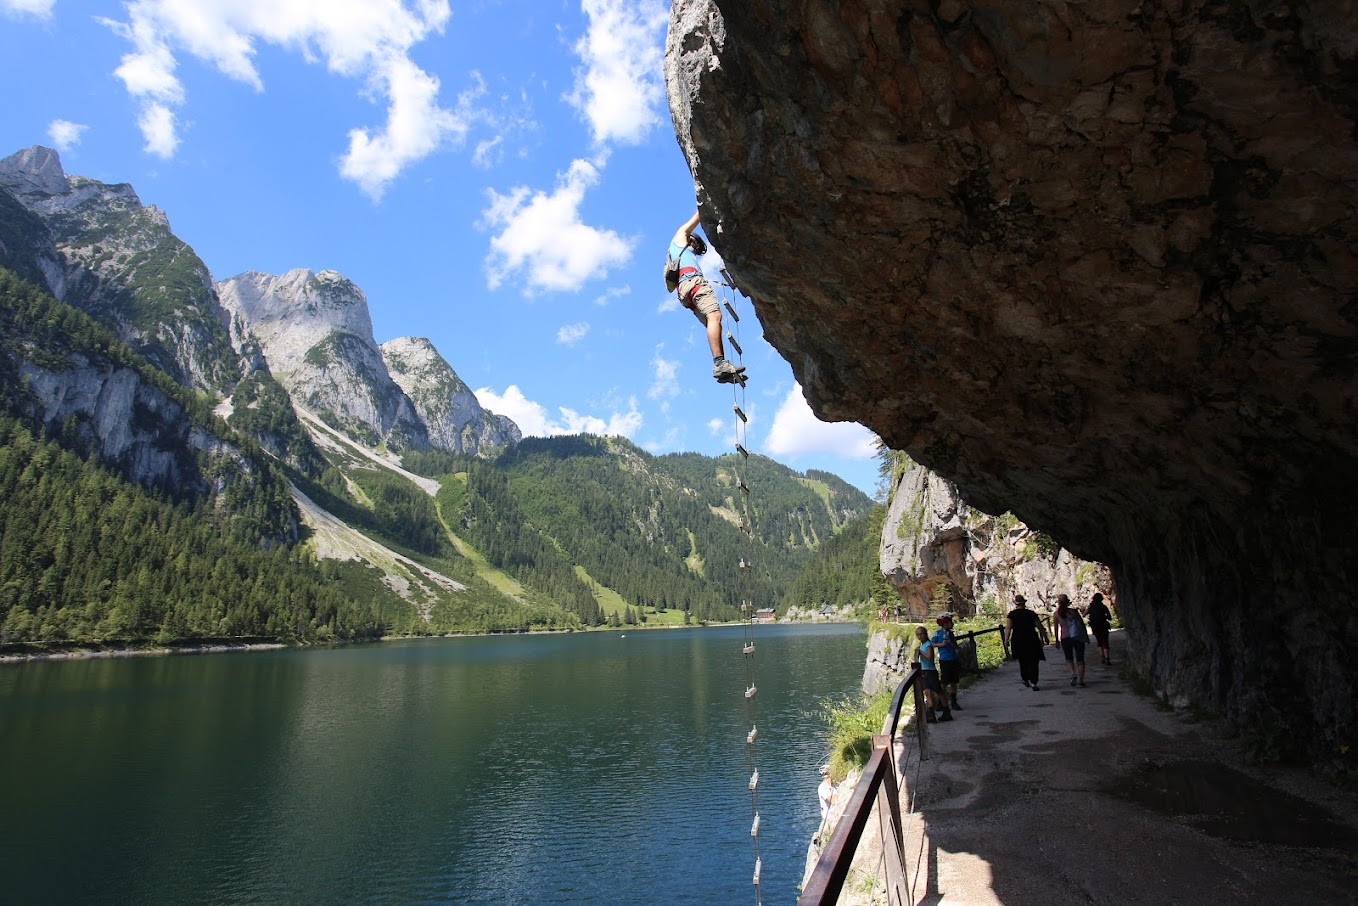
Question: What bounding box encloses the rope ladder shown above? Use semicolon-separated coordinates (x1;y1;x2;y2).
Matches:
713;271;761;905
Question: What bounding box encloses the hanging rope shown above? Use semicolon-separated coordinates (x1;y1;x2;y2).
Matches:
713;270;761;906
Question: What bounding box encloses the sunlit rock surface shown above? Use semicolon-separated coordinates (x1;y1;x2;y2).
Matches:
0;146;239;394
667;0;1358;752
879;457;1111;620
218;269;430;451
380;337;520;456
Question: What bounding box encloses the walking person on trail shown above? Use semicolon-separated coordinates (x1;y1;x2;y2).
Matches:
1052;594;1090;687
931;613;964;711
914;624;952;722
1006;594;1049;691
666;210;746;384
1085;592;1114;665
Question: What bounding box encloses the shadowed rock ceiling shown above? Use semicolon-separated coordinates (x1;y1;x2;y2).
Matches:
666;0;1358;754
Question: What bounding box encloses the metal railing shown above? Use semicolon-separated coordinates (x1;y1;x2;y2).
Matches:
798;623;1005;906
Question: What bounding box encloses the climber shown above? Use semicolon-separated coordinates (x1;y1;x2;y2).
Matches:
668;210;746;384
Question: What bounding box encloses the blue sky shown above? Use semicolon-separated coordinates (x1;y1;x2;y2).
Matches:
0;0;882;496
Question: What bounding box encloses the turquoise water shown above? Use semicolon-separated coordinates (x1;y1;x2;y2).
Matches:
0;623;867;904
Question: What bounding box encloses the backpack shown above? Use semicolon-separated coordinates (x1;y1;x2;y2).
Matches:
663;252;681;293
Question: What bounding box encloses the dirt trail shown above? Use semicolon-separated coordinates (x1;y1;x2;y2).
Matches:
818;630;1358;905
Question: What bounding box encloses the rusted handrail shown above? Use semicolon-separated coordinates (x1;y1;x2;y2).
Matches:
957;624;1007;663
799;732;909;905
881;665;921;740
798;622;1006;905
799;663;924;906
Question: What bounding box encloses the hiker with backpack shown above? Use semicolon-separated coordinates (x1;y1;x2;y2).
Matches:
1052;594;1091;687
666;210;746;384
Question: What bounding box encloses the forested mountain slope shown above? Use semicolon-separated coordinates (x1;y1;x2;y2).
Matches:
407;434;874;627
444;436;874;623
0;267;872;644
0;269;392;643
0;144;876;649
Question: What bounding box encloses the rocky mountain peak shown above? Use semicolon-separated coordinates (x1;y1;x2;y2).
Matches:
381;337;465;387
217;268;376;358
0;146;70;200
217;268;428;450
0;147;141;217
380;336;520;456
0;146;234;393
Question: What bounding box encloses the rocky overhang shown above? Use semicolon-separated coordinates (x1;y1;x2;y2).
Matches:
666;0;1358;755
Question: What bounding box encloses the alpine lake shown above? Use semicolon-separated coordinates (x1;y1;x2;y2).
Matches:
0;622;867;905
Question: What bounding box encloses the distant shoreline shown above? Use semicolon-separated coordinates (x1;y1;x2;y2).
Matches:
0;640;290;664
0;617;862;665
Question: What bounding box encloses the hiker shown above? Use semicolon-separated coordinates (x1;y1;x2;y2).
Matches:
1052;594;1090;687
1006;594;1049;691
914;624;952;722
931;613;963;712
1085;592;1113;665
667;210;745;384
813;765;834;844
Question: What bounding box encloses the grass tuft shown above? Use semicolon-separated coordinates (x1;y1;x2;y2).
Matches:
818;691;893;783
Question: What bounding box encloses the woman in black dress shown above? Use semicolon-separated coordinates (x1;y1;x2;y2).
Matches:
1005;594;1049;691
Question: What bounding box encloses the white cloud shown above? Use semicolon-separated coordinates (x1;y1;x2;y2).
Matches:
340;57;478;199
472;135;503;168
642;425;683;452
47;120;89;152
698;246;727;283
481;158;633;293
1;0;55;19
765;384;877;458
100;0;473;196
556;322;591;346
567;0;667;146
707;407;748;448
647;349;679;406
138;103;180;157
475;384;642;438
593;285;630;307
657;294;680;313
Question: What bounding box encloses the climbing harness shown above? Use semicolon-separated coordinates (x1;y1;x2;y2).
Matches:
712;269;761;905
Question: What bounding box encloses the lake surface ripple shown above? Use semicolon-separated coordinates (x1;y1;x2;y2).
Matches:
0;623;867;905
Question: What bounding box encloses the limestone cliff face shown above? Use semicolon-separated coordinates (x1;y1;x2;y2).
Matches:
379;336;521;456
880;457;1111;620
217;269;429;451
667;1;1358;751
0;147;239;394
862;629;913;697
19;356;258;503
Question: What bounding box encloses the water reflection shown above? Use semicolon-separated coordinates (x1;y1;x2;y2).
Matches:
0;624;866;904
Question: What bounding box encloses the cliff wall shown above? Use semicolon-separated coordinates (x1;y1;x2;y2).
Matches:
879;456;1111;618
666;0;1358;754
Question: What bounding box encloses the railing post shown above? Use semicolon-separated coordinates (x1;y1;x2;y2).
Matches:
911;660;929;761
1000;622;1010;659
873;734;910;906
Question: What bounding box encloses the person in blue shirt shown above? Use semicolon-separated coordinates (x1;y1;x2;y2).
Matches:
931;613;963;712
669;210;746;384
914;624;952;722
